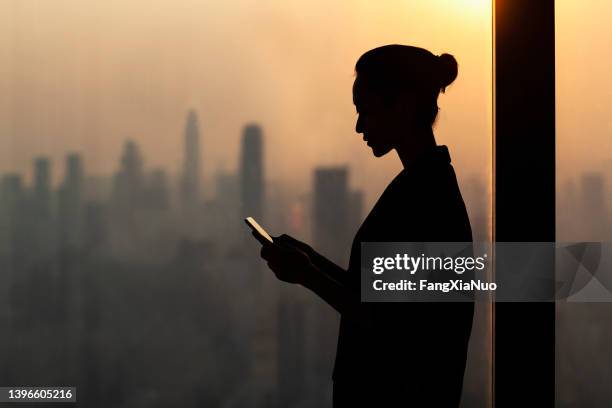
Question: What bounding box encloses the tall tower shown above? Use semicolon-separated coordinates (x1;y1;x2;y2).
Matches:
240;124;264;220
309;166;350;401
33;157;52;217
31;157;55;257
313;166;350;264
239;124;276;404
58;153;84;249
112;140;145;211
181;110;201;209
0;174;24;258
65;154;84;189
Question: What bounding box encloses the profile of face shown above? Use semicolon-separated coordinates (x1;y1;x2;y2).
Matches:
353;76;417;157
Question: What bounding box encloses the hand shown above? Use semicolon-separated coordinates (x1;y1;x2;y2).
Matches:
259;239;314;285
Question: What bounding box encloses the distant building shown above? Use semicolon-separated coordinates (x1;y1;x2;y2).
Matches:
181;110;201;209
82;201;107;252
32;157;52;218
310;166;352;399
65;154;84;190
277;289;306;406
31;157;56;257
112;140;145;211
0;174;24;215
240;124;264;221
238;124;277;402
58;153;84;249
0;174;25;258
313;166;350;264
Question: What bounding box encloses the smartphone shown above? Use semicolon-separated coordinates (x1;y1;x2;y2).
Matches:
244;217;274;244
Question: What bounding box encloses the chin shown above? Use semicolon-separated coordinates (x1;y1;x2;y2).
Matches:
371;145;392;157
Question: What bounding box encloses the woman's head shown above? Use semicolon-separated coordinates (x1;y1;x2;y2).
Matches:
353;44;457;157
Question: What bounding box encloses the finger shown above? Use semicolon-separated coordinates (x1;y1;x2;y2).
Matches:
273;237;303;252
272;236;291;249
275;240;293;251
261;245;272;260
262;243;283;261
278;234;298;244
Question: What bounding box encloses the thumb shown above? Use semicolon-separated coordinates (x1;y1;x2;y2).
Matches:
273;234;290;244
277;234;299;244
277;234;312;255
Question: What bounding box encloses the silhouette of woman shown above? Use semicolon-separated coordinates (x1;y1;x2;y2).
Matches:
257;44;474;407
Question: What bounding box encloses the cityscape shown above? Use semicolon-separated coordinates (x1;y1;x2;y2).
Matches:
0;109;610;407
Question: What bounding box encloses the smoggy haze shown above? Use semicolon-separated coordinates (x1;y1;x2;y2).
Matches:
1;0;609;208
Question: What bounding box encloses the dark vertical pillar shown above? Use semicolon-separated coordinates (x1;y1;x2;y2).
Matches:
494;0;555;406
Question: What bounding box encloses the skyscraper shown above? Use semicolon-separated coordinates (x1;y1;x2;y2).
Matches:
239;124;276;403
181;110;201;209
240;124;264;221
277;289;306;406
65;154;84;188
0;174;24;327
313;166;350;264
33;157;52;217
0;174;25;258
58;153;84;249
31;157;56;257
112;140;145;211
310;166;350;400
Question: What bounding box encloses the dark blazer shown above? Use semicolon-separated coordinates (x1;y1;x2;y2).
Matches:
332;145;474;407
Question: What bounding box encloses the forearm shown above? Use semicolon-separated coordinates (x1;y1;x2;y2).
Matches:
308;251;350;286
301;265;371;325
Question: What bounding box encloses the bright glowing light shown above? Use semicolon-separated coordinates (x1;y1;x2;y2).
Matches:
454;0;491;17
463;0;490;9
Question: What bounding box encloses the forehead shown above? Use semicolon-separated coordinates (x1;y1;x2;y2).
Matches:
352;76;372;107
352;77;360;106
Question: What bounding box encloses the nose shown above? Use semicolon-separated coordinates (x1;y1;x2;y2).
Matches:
355;114;364;134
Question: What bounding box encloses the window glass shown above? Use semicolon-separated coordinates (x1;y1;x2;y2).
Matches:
556;1;612;406
0;1;493;406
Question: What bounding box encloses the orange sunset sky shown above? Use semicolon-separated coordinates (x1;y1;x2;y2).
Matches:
0;0;609;209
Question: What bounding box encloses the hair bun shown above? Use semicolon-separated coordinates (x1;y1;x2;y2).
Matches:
437;53;458;93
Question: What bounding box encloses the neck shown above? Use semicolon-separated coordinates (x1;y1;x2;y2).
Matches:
395;126;437;169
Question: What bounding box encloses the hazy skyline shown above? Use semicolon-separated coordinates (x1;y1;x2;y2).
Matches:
1;0;493;210
1;3;610;406
1;0;609;210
